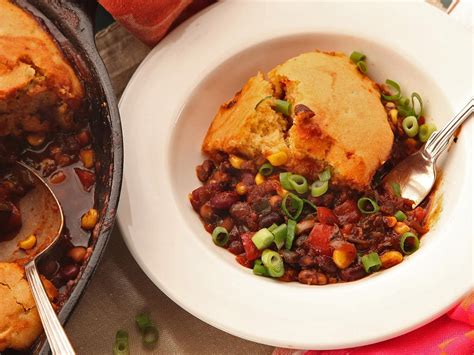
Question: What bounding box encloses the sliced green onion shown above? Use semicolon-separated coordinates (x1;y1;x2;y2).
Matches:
303;199;317;212
285;219;296;250
361;252;382;273
350;51;366;63
268;223;278;232
253;259;269;276
113;330;129;355
394;210;407;222
391;182;401;197
400;232;420;255
288;174;308;194
281;193;304;220
261;249;285;277
403;116;419;137
318;168;331;182
143;326;159;346
252;228;274;250
419;123;437;143
275;99;291;116
311;180;329;197
272;224;288;249
398;96;410;107
381;79;401;101
259;163;274;176
255;95;273;109
411;92;423;118
211;226;229;247
357;197;380;214
397;104;414;117
357;60;368;74
279;172;293;190
136;313;153;332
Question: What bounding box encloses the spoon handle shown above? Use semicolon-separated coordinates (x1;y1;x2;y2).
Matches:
25;261;76;355
425;97;474;161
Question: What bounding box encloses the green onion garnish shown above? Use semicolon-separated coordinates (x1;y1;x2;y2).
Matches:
311;180;329;197
253;259;269;276
268;223;278;232
252;228;274;250
285;219;296;250
357;61;368;74
281;193;304;220
113;330;129;355
261;249;285;277
391;182;401;197
402;116;419;137
400;232;420;255
411;92;423;118
288;174;308;194
136;313;153;332
361;252;382;273
279;172;294;190
419;123;437;143
259;163;274;176
357;197;380;214
211;226;229;247
397;104;414;117
272;224;288;249
350;51;366;63
275;99;291;116
398;96;410;107
381;79;401;101
143;326;159;346
255;95;273;109
394;210;407;222
318;168;331;182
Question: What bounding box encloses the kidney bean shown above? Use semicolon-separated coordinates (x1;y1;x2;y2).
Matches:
228;240;244;255
340;264;366;282
294;235;308;248
230;202;259;230
316;255;338;274
196;160;215;182
210;191;239;210
258;212;282;229
278;268;298;282
280;250;299;264
298;269;328;285
218;217;234;232
38;258;60;278
60;264;80;280
199;202;219;222
299;255;315;267
334;200;361;224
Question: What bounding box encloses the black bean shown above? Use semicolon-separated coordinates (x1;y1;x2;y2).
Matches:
316;255;338;274
340;264;366;282
196;159;215;182
280;250;299;264
258;212;282;229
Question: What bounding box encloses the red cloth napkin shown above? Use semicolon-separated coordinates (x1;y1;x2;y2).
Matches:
98;1;474;353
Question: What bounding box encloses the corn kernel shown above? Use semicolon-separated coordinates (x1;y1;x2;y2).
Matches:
26;134;46;147
384;216;397;228
380;250;403;268
19;235;37;250
394;222;410;235
276;185;288;197
267;151;288;166
81;208;99;230
255;173;265;185
80;149;95;169
385;102;396;110
332;246;356;269
389;109;398;124
235;182;247;195
229;155;245;169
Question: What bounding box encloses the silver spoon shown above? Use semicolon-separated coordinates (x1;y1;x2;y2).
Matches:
383;97;473;207
0;162;75;354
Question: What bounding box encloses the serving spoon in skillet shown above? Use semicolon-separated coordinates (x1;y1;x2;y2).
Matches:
383;97;473;208
0;162;75;354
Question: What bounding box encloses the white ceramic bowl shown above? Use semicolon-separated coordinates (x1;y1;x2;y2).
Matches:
118;1;472;349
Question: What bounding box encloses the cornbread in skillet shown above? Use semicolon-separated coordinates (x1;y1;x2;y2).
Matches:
0;0;84;136
0;263;57;351
202;51;393;188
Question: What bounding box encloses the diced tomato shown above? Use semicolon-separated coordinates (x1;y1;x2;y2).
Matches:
306;223;337;256
240;232;261;261
317;207;338;225
74;168;95;192
413;207;426;223
236;253;253;269
334;200;361;224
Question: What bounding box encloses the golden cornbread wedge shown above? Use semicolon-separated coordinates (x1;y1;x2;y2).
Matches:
0;0;84;136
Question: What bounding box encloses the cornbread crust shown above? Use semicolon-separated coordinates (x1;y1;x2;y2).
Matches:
202;51;394;188
0;262;57;351
0;0;84;136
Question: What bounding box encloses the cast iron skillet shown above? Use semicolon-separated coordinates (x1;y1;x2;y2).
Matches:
4;1;123;354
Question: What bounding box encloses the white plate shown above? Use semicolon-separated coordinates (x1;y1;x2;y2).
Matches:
118;1;472;349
